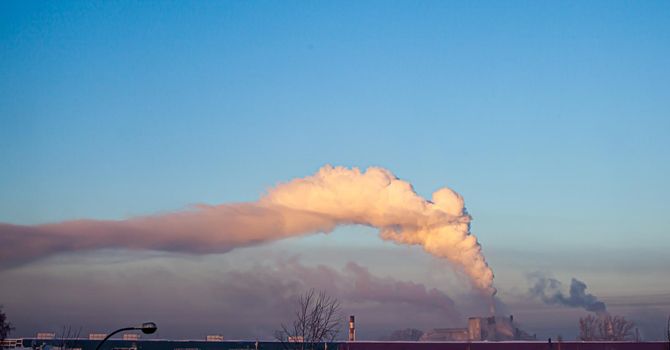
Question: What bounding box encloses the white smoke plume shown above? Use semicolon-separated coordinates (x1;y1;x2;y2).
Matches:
528;273;607;314
0;165;494;294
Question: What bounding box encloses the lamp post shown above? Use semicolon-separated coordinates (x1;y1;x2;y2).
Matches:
94;322;157;350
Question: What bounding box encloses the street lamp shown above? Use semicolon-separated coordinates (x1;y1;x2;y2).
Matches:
94;322;157;350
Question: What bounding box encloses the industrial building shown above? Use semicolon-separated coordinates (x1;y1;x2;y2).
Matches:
2;337;667;350
420;316;536;341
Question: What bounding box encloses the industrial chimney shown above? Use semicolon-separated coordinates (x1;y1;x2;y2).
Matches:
348;315;356;341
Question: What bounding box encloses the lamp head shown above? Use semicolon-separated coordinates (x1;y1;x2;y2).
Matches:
139;322;157;334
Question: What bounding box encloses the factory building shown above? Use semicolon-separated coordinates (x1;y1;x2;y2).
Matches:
420;315;536;341
419;328;469;341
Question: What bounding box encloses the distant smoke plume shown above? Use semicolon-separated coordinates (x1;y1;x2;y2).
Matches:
0;257;460;339
276;259;460;319
529;274;607;314
0;165;494;293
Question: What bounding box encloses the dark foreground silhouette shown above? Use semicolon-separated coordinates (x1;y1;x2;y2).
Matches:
7;339;670;350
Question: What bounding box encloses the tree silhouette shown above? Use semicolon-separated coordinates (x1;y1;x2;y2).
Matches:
0;305;14;341
578;314;598;341
54;326;82;350
275;289;341;350
578;314;635;341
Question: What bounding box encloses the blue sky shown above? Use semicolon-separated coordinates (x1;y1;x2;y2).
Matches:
1;0;669;340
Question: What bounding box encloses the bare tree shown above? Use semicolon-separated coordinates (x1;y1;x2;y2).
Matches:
578;314;635;341
54;326;82;350
598;315;635;341
275;289;341;350
0;305;14;341
578;314;598;341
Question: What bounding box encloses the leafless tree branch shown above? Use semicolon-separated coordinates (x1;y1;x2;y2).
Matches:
55;325;82;350
276;289;341;350
578;314;635;341
0;306;14;341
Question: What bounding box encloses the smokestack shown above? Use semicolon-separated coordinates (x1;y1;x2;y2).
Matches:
348;315;356;341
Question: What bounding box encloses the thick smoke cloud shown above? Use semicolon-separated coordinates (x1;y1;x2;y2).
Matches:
528;273;607;314
0;165;494;294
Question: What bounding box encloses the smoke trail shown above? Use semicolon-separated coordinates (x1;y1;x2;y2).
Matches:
268;259;461;319
528;273;607;314
0;165;494;293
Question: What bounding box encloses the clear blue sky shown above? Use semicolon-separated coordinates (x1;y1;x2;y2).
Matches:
2;0;668;245
1;0;669;339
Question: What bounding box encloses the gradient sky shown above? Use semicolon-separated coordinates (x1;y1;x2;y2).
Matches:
1;0;669;341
